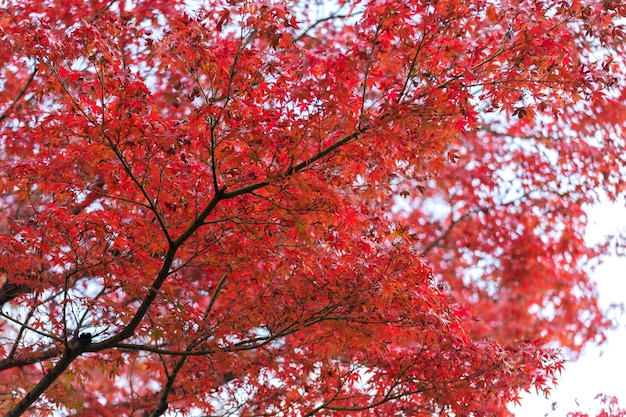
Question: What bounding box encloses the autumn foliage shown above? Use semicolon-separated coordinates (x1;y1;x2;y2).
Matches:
1;0;625;415
569;396;626;417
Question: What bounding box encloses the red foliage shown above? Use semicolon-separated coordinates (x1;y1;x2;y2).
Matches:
0;0;625;416
569;395;626;417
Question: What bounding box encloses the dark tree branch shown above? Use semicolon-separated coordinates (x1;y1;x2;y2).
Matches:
5;339;89;417
0;66;38;124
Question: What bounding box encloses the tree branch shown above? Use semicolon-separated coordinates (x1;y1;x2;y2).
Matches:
5;339;89;417
221;130;360;201
0;66;38;124
0;346;63;372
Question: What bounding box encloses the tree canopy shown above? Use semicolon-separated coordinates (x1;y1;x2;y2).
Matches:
1;0;625;416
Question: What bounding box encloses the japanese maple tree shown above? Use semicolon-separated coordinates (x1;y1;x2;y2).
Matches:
1;0;625;415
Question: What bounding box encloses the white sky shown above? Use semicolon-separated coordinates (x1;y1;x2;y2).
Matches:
513;201;626;416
